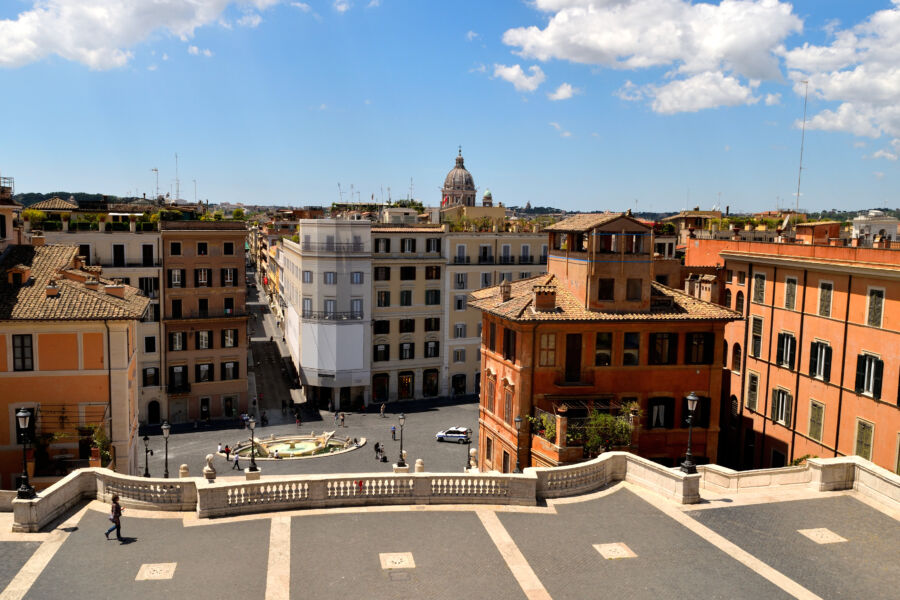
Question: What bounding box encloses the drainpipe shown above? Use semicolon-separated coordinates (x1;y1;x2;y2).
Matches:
737;262;751;468
832;274;852;457
104;319;114;469
788;269;808;463
758;265;777;468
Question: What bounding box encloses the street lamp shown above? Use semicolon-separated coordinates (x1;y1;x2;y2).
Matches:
15;409;35;500
464;427;473;472
397;413;406;468
161;421;171;478
513;415;523;473
681;392;699;474
248;416;258;471
143;435;152;477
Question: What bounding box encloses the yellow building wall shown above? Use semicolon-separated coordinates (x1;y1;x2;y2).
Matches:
37;333;79;371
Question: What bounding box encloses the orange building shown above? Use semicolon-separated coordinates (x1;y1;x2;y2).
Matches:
0;241;149;488
687;239;900;473
469;214;740;472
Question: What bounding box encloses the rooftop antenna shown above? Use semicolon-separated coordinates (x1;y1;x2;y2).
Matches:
337;183;343;203
795;80;809;213
409;177;414;200
193;179;197;203
151;168;159;199
175;153;180;202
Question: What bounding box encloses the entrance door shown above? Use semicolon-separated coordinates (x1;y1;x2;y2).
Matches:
200;397;210;420
142;244;154;267
147;400;161;424
373;374;389;403
565;334;582;382
452;374;466;396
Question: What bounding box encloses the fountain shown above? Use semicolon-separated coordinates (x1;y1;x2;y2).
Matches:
230;431;361;459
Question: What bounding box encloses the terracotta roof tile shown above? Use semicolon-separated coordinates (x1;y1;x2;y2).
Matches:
0;245;150;321
28;197;79;211
544;213;622;232
469;274;740;322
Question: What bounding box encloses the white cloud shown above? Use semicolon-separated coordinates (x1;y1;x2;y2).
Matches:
493;63;545;92
334;1;351;13
189;45;213;57
188;45;200;55
237;13;262;27
854;141;867;148
162;53;169;61
367;0;381;7
868;149;898;161
291;2;312;11
614;80;646;102
319;103;328;110
874;171;885;179
548;122;572;137
724;145;731;152
469;63;486;74
502;0;801;114
548;121;561;130
547;82;579;101
148;64;158;71
0;1;280;69
466;30;479;42
765;93;781;106
652;72;759;114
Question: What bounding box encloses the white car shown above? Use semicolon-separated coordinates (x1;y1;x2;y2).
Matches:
435;427;471;443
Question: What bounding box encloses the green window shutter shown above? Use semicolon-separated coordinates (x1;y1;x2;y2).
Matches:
823;346;832;383
784;393;792;428
854;355;866;393
873;359;884;400
809;342;819;377
776;333;784;365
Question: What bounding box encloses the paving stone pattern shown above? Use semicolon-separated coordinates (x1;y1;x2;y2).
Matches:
0;541;40;593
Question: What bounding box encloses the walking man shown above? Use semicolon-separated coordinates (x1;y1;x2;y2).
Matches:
232;452;241;470
104;495;123;541
217;442;222;455
380;403;385;418
340;412;345;427
391;425;396;441
333;411;339;426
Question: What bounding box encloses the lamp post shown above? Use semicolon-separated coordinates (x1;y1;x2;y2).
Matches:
161;421;171;478
514;415;522;473
248;416;258;471
397;413;406;468
15;409;35;500
464;428;473;472
142;435;152;477
681;392;699;474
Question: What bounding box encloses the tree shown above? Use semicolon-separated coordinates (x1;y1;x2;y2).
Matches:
583;404;640;457
232;208;245;220
22;209;47;225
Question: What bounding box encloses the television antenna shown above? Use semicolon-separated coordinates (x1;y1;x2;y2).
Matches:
151;168;159;199
795;80;809;212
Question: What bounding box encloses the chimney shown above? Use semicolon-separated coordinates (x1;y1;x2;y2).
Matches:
31;234;45;247
104;283;125;298
532;285;556;312
500;279;512;302
73;255;84;270
46;280;59;297
85;278;101;291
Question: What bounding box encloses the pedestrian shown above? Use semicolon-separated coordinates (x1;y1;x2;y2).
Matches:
217;442;222;455
224;445;231;461
232;452;241;470
340;412;345;427
333;411;339;426
104;495;123;541
273;449;280;459
391;425;396;441
380;403;385;418
374;442;381;460
296;414;302;428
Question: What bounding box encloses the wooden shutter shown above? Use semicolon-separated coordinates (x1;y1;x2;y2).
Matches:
776;333;784;365
208;331;214;350
873;359;884;400
703;333;714;364
195;364;201;382
770;389;778;420
207;364;214;382
234;362;239;379
195;331;200;350
697;397;711;428
221;329;226;347
221;268;226;286
823;346;832;383
221;362;226;380
194;269;199;287
664;397;675;428
180;270;186;288
788;336;796;371
784;393;792;427
809;342;819;377
854;355;866;393
167;270;173;288
668;334;678;364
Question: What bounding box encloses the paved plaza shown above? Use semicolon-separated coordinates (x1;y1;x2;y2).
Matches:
1;483;898;600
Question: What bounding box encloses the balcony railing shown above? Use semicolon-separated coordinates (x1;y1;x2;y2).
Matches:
478;256;494;264
100;260;161;268
518;256;533;264
539;256;548;264
167;381;191;394
301;311;364;321
301;242;366;253
168;309;247;320
453;256;471;264
498;256;515;265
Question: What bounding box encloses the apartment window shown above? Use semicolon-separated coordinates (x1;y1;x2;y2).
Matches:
425;341;440;358
649;333;678;365
142;367;159;387
374;320;390;335
374;267;390;281
198;242;208;256
539;334;556;367
377;291;390;307
597;278;614;301
685;332;714;364
375;238;390;253
750;317;763;357
454;295;467;311
351;271;363;285
818;281;833;317
681;396;711;428
453;349;466;363
504;388;513;424
867;288;884;327
855;419;874;460
737;271;746;286
302;297;312;316
399;319;415;333
855;354;884;399
770;388;792;426
626;278;642;301
221;361;239;380
481;272;492;288
502;328;517;362
735;291;745;314
222;268;236;286
373;344;390;361
223;329;237;348
400;266;416;280
12;334;33;371
170;241;181;256
454;323;467;339
169;332;185;351
400;343;414;360
746;373;759;411
196;363;213;383
171;299;182;319
488;323;496;352
731;343;742;373
351;298;363;316
169;269;183;288
324;299;336;316
502;272;513;283
809;401;825;442
196;268;210;287
112;244;125;267
425;290;440;305
324;271;337;285
196;330;211;350
776;333;796;370
426;238;441;253
752;273;766;303
809;341;832;381
784;277;797;310
485;376;496;412
424;318;440;332
647;397;675;429
224;242;234;255
302;270;313;283
455;273;467;289
726;269;733;283
623;332;640;366
595;332;612;366
401;238;416;253
724;289;732;308
138;276;159;298
425;266;441;280
144;336;156;353
400;290;412;306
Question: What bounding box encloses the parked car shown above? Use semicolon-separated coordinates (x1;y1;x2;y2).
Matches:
435;427;471;443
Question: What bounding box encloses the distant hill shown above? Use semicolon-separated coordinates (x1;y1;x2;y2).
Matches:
14;192;141;207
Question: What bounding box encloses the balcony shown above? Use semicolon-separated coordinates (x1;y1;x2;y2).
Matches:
539;256;548;265
453;256;471;264
477;255;494;265
167;308;248;320
301;311;364;322
100;260;161;269
167;381;191;394
498;256;515;265
301;241;366;253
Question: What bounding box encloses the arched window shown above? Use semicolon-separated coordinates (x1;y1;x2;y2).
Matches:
724;288;732;309
735;291;745;314
731;343;742;373
723;342;729;366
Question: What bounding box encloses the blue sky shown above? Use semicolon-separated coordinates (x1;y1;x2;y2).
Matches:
1;0;898;213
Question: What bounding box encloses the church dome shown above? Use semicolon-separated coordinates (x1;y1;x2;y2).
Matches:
443;150;475;191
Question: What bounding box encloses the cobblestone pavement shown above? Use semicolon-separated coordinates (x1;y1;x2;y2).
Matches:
3;487;896;600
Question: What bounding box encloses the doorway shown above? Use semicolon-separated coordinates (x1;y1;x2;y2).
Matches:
147;400;161;424
565;334;582;382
